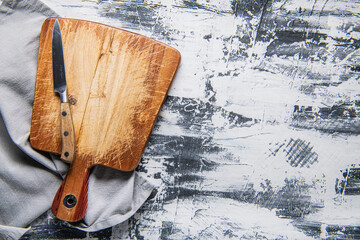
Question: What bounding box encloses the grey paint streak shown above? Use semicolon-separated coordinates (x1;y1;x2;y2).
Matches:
292;102;360;134
268;138;318;168
336;165;360;195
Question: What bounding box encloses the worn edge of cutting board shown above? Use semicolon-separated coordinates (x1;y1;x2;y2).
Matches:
30;18;181;171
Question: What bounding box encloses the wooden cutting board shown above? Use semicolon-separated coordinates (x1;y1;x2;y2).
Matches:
30;18;180;222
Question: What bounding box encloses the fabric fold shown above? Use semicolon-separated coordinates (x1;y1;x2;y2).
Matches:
0;0;155;238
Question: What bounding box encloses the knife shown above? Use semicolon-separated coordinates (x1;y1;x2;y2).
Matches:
52;19;75;162
51;18;88;222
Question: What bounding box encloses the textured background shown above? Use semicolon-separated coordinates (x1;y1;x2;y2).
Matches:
17;0;360;239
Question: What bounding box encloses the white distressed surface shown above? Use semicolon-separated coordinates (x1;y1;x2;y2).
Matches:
20;0;360;239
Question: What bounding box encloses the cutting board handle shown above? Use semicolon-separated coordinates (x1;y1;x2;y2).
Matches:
52;157;89;222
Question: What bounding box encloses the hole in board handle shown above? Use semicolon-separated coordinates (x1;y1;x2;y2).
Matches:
63;194;77;208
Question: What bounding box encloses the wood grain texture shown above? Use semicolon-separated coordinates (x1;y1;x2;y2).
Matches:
51;154;89;222
30;17;180;222
30;17;180;171
60;102;75;162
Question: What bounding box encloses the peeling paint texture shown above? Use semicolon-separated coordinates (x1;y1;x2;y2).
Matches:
21;0;360;239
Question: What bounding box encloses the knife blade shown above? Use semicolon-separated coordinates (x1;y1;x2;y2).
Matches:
52;19;75;162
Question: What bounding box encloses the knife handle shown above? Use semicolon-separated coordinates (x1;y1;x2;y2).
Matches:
60;102;75;162
52;156;89;222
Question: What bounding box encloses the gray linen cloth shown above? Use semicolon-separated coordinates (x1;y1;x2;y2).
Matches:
0;0;154;238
